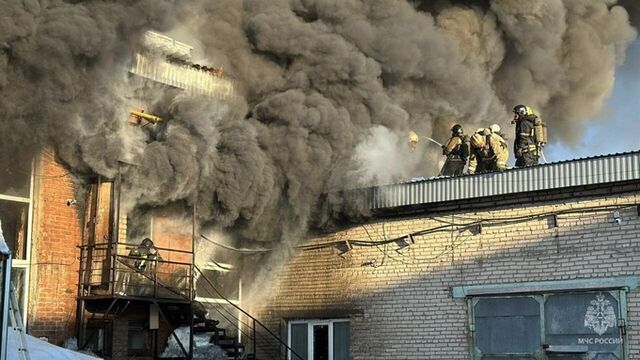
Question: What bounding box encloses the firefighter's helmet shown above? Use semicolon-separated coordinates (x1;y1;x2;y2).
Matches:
451;124;464;136
513;104;530;118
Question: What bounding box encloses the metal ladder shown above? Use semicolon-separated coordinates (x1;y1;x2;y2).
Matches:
8;285;29;360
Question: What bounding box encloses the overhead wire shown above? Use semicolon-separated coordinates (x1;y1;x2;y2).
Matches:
295;203;637;268
200;233;272;253
299;203;636;251
197;203;636;269
362;224;411;266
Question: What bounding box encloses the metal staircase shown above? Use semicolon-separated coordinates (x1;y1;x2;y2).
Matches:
194;265;305;360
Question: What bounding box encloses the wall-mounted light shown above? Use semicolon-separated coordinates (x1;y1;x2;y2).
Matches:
361;259;378;268
335;240;352;256
468;224;482;235
612;210;622;225
407;234;415;244
394;234;415;251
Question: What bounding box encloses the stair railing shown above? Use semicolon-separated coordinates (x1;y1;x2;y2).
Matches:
194;265;305;360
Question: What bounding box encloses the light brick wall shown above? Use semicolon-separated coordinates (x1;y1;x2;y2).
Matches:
28;149;83;344
253;182;640;359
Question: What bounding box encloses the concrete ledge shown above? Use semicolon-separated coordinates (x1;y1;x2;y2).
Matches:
451;276;639;298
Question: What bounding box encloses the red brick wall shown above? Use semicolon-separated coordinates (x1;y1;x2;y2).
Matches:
152;214;193;298
28;149;83;344
152;215;192;264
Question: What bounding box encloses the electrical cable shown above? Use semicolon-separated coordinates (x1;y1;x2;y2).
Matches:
207;258;233;271
200;234;272;253
361;224;411;265
197;204;635;271
298;203;636;252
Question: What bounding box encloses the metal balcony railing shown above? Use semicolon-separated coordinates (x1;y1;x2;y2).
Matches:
78;242;193;301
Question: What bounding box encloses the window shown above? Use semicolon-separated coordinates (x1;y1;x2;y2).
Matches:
0;200;29;260
127;321;150;356
196;266;240;300
0;158;34;327
287;320;349;360
84;322;112;357
0;152;32;198
453;278;633;360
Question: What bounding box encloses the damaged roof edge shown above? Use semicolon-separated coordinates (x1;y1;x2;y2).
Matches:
367;150;640;210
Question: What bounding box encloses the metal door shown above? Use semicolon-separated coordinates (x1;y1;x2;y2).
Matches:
470;295;544;359
544;291;626;360
469;291;628;360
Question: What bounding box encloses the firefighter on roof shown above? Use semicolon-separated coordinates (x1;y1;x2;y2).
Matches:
489;123;505;138
468;128;509;174
512;104;547;167
439;124;469;176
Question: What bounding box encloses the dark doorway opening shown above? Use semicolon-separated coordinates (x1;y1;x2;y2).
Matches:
313;324;329;360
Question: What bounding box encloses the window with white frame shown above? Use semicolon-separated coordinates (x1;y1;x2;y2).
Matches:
288;319;349;360
0;157;34;327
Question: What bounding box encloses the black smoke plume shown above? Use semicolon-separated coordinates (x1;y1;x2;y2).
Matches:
0;0;638;296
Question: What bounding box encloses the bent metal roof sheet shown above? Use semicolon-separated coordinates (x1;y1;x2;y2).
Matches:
367;150;640;210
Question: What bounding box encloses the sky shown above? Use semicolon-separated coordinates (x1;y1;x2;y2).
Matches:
545;39;640;163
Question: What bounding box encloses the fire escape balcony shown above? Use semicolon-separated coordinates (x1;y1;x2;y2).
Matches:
78;242;193;303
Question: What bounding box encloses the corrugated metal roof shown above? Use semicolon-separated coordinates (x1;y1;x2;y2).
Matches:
368;150;640;210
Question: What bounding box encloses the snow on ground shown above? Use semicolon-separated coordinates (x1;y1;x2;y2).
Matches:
161;326;229;360
7;329;100;360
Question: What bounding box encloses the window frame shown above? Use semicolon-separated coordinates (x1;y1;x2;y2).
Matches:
287;318;349;360
127;320;151;356
0;160;34;327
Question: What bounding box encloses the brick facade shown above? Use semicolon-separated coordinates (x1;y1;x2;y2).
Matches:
28;149;83;344
22;148;640;358
254;181;640;359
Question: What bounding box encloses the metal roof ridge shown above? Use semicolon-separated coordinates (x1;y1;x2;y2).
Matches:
385;149;640;187
367;149;640;210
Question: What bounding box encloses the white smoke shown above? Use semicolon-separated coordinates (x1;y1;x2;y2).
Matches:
352;126;424;185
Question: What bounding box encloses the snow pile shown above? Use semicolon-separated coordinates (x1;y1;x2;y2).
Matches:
7;329;100;360
62;338;100;358
160;326;228;360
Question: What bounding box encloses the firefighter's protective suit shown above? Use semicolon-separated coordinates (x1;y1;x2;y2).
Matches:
439;126;469;176
117;238;161;296
513;105;547;167
468;132;509;174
